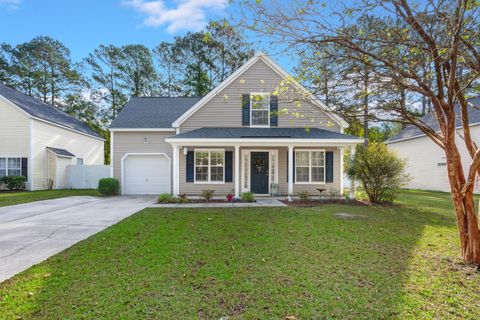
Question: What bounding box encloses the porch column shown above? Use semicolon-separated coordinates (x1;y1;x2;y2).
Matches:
339;147;344;196
234;145;240;197
172;145;179;196
288;145;294;199
349;146;356;199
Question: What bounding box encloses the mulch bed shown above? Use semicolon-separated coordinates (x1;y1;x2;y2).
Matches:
158;199;256;204
281;199;376;207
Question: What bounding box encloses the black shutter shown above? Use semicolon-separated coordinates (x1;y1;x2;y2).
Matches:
21;158;28;180
270;95;278;126
286;151;295;182
186;151;194;183
225;151;233;182
242;94;250;126
326;151;334;183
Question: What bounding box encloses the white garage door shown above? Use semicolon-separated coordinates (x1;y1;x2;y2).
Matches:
124;155;170;195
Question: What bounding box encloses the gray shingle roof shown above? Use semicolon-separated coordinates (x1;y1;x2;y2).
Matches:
109;96;201;129
46;147;75;157
388;97;480;143
168;127;360;140
0;84;102;139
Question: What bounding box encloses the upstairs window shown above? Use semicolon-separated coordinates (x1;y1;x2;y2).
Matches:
250;93;270;127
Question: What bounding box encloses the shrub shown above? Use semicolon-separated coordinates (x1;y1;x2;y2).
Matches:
1;176;26;191
241;192;255;202
98;178;120;196
346;142;409;203
158;193;174;203
298;191;310;201
176;193;189;203
201;189;215;201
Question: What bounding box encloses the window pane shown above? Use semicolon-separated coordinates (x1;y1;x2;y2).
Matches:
311;152;324;166
210;151;224;166
296;167;309;182
210;166;224;182
252;110;268;126
195;152;208;166
195;167;208;181
0;170;5;178
0;158;6;169
296;152;309;166
251;94;270;110
311;167;325;182
8;158;20;169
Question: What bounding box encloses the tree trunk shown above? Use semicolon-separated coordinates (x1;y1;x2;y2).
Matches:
446;144;480;264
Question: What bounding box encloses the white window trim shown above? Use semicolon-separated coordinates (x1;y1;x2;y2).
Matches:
250;92;271;128
294;149;326;185
193;149;226;184
0;157;23;178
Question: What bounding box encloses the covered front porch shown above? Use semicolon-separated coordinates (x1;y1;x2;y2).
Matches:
165;128;362;198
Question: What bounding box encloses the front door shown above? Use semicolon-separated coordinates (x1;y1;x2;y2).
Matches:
250;152;269;194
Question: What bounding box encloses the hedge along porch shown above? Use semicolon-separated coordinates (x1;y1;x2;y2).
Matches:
165;128;362;197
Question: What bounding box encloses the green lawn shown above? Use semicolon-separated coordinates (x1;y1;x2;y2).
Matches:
1;190;479;319
0;189;101;207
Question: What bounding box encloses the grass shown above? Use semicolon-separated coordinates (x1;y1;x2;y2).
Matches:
0;190;479;319
0;189;101;207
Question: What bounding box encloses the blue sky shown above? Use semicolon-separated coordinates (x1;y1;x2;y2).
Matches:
0;0;253;62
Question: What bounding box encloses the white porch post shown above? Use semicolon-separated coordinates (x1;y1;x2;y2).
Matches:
288;145;294;200
339;147;344;196
172;145;179;196
234;145;240;197
349;146;356;199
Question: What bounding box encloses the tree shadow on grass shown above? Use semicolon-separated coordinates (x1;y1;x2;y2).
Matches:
0;193;478;319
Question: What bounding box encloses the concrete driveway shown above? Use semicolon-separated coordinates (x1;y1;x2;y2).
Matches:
0;196;155;282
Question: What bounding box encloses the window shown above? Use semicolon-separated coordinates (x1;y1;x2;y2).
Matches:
77;158;84;165
194;150;224;183
295;151;325;183
0;157;21;178
250;93;270;127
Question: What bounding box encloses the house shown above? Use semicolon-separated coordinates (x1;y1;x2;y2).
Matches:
110;53;362;196
0;84;105;190
387;99;480;193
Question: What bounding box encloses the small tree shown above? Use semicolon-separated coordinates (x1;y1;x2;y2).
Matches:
346;142;409;203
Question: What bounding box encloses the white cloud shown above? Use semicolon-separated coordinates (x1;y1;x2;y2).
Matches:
121;0;226;34
0;0;21;11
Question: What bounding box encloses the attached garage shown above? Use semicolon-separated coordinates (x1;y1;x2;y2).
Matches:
122;154;171;195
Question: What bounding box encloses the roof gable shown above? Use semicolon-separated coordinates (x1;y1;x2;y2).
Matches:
0;84;102;139
172;53;347;129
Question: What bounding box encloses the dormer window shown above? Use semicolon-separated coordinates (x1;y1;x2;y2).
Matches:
250;93;270;127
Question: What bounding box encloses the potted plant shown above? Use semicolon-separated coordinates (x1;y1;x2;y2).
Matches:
226;191;234;202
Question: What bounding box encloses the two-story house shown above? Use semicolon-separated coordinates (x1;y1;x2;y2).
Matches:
110;53;362;196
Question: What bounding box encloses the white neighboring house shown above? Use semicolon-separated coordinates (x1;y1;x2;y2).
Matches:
387;100;480;193
0;84;105;190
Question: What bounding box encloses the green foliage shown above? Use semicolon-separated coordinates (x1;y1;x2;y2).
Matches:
201;189;215;201
97;178;119;196
158;193;174;203
176;193;189;203
1;176;26;191
298;191;310;201
0;189;101;207
241;192;255;202
346;142;409;203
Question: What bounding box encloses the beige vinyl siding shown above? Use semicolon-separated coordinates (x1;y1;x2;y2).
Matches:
31;120;104;190
0;97;30;157
180;59;340;133
112;131;174;192
388;125;480;193
179;147;235;195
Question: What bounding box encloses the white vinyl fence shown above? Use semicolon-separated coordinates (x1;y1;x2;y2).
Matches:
66;165;111;189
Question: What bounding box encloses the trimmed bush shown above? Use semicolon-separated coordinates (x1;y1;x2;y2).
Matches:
1;176;26;191
176;193;189;203
201;189;215;201
98;178;120;196
241;192;255;202
346;142;409;203
299;191;310;201
158;193;174;203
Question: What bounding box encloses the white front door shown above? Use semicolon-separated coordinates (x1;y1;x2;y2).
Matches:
123;155;170;195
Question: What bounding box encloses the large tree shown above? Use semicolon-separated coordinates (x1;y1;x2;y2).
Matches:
238;0;480;264
85;45;127;120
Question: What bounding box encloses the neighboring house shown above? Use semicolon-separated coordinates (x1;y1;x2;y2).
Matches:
387;99;480;193
110;53;362;196
0;84;105;190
